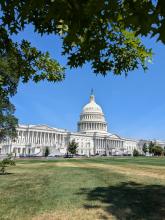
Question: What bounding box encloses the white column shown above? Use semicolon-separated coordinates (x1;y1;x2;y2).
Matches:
21;131;23;143
61;135;64;147
62;134;64;146
31;131;33;143
34;131;37;144
37;132;39;144
54;133;56;146
51;133;54;146
35;132;37;144
33;132;36;144
40;132;42;144
27;130;30;144
59;134;61;145
43;132;45;145
28;131;30;143
50;133;52;145
51;133;53;145
48;133;50;145
46;133;48;145
38;132;41;144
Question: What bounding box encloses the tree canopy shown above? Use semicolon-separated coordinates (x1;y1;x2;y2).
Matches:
142;143;148;155
0;0;155;76
68;140;78;155
0;154;15;174
0;23;64;141
1;0;165;140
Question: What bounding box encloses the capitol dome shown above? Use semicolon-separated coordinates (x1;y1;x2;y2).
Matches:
82;95;103;114
77;93;108;133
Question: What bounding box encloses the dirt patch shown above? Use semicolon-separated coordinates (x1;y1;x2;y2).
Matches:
32;208;114;220
17;160;165;180
55;162;165;180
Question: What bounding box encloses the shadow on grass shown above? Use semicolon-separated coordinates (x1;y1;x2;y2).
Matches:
0;172;13;175
78;182;165;220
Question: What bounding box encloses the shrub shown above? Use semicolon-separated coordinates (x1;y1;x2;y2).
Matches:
0;154;15;174
133;149;139;157
44;147;50;157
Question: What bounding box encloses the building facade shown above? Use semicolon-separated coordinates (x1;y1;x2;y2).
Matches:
0;93;143;157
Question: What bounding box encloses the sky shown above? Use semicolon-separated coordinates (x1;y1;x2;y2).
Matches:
11;25;165;140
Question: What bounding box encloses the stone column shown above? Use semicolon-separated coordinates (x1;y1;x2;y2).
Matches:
51;133;53;146
50;133;54;146
39;132;41;145
35;132;37;144
43;132;45;145
31;131;33;144
21;130;23;143
48;133;50;145
55;133;57;146
27;129;30;144
34;131;37;144
60;134;62;145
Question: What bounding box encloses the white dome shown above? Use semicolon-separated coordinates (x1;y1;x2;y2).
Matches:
77;93;108;133
82;95;103;114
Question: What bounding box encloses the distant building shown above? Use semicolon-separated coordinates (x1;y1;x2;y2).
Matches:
1;93;157;157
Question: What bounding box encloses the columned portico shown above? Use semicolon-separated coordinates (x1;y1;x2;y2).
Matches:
0;92;139;157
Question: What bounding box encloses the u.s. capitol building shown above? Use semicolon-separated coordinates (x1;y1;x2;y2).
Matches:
0;93;141;156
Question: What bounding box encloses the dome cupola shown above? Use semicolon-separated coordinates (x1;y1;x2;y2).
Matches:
77;91;108;133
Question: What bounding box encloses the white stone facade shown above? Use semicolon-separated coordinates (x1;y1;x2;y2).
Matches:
0;93;140;157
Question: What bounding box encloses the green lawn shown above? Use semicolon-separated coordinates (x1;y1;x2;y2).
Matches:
0;157;165;220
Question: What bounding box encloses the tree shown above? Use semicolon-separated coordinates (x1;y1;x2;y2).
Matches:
133;149;139;157
44;147;50;157
0;154;15;174
142;143;148;155
1;0;165;140
148;141;155;154
0;95;18;141
152;146;163;156
0;27;64;141
67;140;78;156
0;1;153;76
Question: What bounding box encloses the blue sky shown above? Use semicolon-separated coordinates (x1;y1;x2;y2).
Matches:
11;26;165;140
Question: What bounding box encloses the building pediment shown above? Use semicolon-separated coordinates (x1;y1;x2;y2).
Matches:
28;125;57;131
109;134;121;139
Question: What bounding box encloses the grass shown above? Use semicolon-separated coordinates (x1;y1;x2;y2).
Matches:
0;157;165;220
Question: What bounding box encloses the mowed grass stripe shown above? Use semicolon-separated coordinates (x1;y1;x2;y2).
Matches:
0;158;165;220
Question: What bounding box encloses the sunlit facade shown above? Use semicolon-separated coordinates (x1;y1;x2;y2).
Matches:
0;93;140;156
